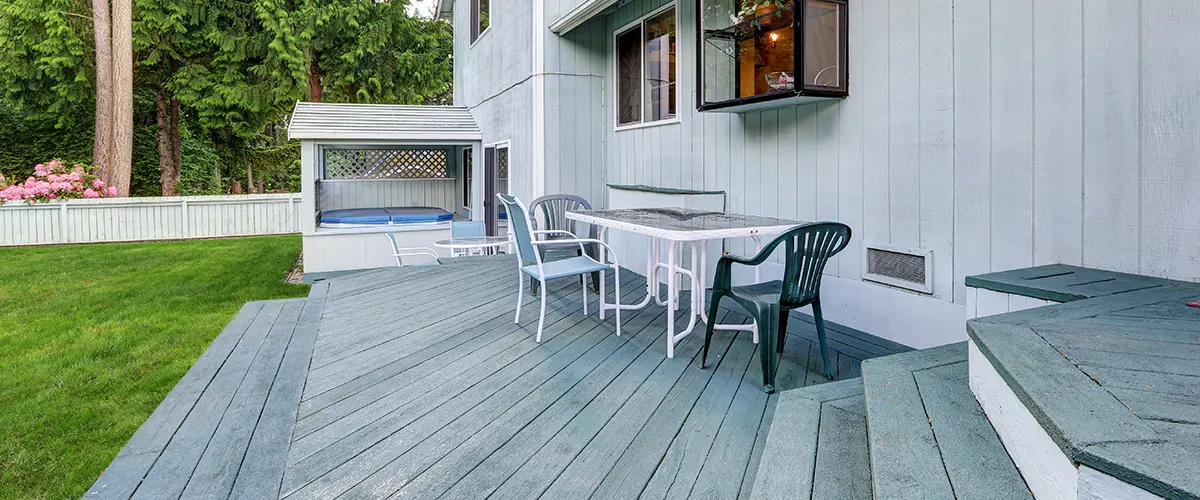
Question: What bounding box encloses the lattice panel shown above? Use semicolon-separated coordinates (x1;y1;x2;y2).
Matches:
497;147;509;179
323;148;451;180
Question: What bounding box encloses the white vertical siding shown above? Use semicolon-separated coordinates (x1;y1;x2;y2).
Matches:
527;0;1200;312
0;194;301;246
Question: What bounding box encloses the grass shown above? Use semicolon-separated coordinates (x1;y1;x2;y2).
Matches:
0;236;309;500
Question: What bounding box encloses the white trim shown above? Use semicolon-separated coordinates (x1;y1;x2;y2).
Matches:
549;0;621;34
469;26;492;48
484;140;513;196
969;339;1079;500
612;3;680;131
614;117;681;132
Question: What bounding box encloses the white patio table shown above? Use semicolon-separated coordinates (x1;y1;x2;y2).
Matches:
566;207;802;358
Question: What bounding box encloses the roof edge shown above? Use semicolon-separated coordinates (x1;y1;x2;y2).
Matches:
549;0;619;34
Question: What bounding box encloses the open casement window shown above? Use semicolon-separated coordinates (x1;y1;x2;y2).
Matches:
699;0;847;112
615;6;678;128
470;0;490;43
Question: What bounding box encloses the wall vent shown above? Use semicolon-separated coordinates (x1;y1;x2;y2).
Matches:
863;245;933;294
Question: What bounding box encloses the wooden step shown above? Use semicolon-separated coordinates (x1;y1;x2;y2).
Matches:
749;379;871;500
862;342;1031;499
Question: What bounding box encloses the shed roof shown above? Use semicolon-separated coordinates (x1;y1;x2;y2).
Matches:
287;102;482;142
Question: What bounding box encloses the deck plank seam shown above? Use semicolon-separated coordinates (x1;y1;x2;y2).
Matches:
282;283;653;497
169;302;292;499
310;268;559;370
291;276;635;441
909;362;962;500
255;289;329;499
225;301;308;498
128;302;288;499
84;301;267;499
310;270;516;365
364;283;665;500
680;333;762;500
529;310;709;498
583;310;739;500
393;300;674;499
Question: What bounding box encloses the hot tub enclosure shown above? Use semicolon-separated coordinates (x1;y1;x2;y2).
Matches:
289;102;484;275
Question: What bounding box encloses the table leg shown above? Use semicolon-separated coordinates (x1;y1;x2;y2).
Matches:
666;239;677;358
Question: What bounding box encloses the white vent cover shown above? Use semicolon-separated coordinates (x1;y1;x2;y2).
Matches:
863;244;933;294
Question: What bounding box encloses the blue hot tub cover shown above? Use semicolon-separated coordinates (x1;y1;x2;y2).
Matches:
383;207;454;223
320;207;453;225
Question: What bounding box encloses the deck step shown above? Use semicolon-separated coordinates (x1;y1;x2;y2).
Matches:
749;379;871;500
861;342;1031;499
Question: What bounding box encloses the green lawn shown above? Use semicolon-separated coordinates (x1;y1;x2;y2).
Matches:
0;236;309;500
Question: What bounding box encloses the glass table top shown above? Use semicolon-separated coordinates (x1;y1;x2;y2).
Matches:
568;207;802;232
433;236;512;248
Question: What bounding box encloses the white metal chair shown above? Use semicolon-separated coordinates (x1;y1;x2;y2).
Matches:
497;193;621;342
384;232;440;267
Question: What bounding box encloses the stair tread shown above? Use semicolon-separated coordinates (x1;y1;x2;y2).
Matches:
749;380;871;500
862;342;1031;499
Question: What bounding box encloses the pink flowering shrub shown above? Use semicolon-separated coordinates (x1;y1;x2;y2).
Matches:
0;160;118;204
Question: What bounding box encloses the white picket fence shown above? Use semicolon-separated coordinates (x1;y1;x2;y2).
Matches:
0;193;302;246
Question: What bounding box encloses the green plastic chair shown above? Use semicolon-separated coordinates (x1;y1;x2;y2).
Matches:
699;222;851;393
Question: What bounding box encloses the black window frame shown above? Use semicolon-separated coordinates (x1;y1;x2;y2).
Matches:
470;0;490;44
695;0;849;112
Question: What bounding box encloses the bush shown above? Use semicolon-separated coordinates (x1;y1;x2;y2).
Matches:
0;160;118;203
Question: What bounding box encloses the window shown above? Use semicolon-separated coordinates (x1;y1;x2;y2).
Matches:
698;0;847;112
470;0;490;43
615;6;677;128
496;144;509;194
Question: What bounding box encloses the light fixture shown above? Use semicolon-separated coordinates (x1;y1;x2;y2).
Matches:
769;32;779;48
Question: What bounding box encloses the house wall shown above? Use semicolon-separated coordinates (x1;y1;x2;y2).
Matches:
451;0;539;203
527;0;1200;347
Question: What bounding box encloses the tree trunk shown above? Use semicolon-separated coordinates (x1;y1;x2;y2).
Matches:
170;96;182;191
109;0;134;196
155;87;179;196
246;164;253;194
170;61;182;179
308;62;322;102
92;0;113;176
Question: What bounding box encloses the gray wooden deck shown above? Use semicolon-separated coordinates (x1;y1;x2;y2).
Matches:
88;257;906;499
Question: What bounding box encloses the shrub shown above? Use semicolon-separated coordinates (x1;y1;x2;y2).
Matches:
0;160;118;203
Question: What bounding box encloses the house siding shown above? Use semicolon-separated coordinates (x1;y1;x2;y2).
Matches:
586;0;1200;299
451;0;1200;345
452;0;537;202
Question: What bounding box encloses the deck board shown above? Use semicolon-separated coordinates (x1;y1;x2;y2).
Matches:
91;257;907;499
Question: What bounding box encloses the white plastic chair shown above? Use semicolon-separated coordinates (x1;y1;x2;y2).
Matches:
384;232;440;267
497;193;622;342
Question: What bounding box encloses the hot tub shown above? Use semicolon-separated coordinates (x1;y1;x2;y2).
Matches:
319;207;454;228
